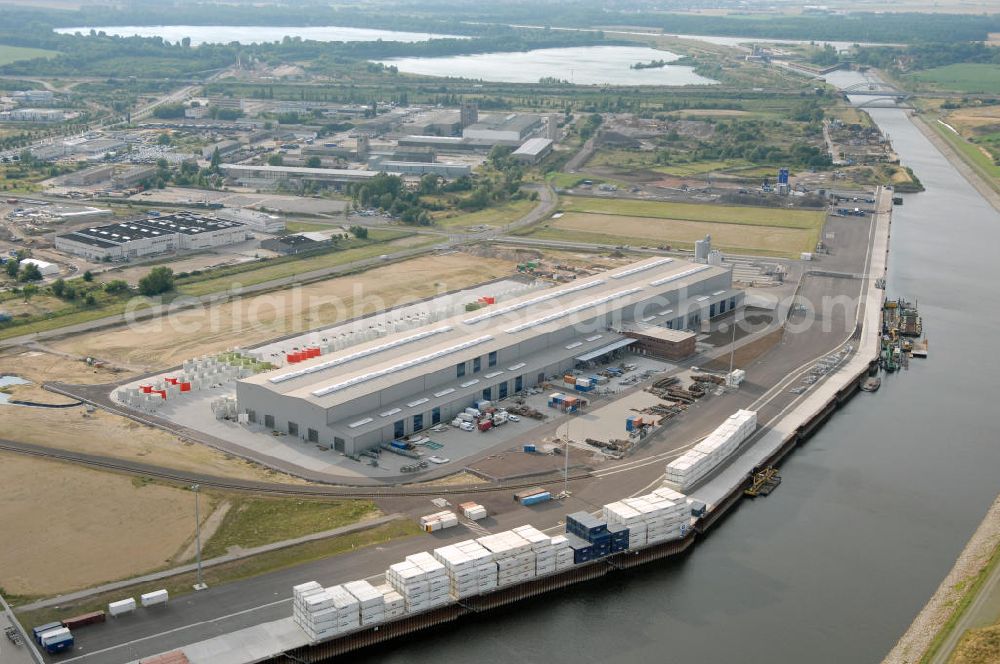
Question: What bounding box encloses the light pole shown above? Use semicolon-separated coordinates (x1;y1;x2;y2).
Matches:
192;484;207;591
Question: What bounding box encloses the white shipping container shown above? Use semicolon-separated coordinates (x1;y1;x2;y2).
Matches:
108;598;137;616
140;589;169;607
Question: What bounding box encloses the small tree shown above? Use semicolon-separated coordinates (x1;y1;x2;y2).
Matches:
305;155;322;168
104;279;130;295
267;153;284;166
82;270;93;282
18;262;42;282
21;284;38;302
4;260;19;278
138;266;175;296
209;146;222;172
51;277;66;297
349;225;368;240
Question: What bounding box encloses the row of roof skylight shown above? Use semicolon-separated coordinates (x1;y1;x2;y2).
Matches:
461;279;605;325
608;257;674;279
310;335;494;398
269;326;453;384
504;287;644;334
648;264;712;287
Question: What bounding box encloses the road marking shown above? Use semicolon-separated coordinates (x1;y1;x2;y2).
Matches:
60;597;291;663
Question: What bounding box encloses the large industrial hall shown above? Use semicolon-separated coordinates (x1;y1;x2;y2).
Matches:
236;257;743;454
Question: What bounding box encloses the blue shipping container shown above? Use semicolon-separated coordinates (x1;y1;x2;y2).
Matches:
523;444;536;453
521;491;551;506
390;440;408;450
43;634;74;654
33;623;62;645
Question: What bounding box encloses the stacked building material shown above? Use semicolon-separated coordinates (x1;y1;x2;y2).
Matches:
512;524;557;576
618;491;689;545
477;531;536;588
401;552;450;609
459;502;488;520
292;582;358;643
419;510;459;532
550;535;576;571
343;580;385;627
374;583;406;620
454;539;500;594
664;409;757;489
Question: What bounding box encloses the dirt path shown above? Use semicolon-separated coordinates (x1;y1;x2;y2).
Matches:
176;500;231;563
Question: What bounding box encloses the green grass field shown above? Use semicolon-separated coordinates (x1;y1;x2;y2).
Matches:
652;159;756;177
930;117;1000;193
559;196;825;228
201;496;379;559
911;64;1000;94
524;195;825;257
432;199;535;229
0;44;57;67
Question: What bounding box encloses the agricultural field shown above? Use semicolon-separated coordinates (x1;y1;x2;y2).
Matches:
50;252;517;369
0;452;200;595
524;197;824;257
910;64;1000;94
0;44;57;66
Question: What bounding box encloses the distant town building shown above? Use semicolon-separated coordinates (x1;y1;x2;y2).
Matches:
0;108;67;122
463;114;542;144
460;101;479;129
213;207;285;234
220;163;381;191
511;138;553;164
260;232;332;255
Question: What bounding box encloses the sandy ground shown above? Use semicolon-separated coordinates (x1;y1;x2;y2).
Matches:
95;240;275;287
50;253;515;369
0;350;311;482
0;452;201;596
545;211;817;254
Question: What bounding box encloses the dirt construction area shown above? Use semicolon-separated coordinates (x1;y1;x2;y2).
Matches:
0;349;307;481
50;252;516;370
0;452;200;596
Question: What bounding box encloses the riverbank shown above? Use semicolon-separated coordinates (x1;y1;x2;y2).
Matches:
911;112;1000;214
883;494;1000;664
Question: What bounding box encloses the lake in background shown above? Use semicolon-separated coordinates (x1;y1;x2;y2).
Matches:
54;25;461;45
379;45;716;86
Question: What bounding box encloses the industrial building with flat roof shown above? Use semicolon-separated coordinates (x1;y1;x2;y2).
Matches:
236;257;743;454
511;138;554;164
220;163;383;190
462;114;542;144
54;211;248;261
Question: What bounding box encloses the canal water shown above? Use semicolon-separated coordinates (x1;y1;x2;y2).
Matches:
352;74;1000;663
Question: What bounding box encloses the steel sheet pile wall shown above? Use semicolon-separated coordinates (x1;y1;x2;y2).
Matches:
604;486;691;548
433;540;499;599
665;409;757;489
388;552;451;613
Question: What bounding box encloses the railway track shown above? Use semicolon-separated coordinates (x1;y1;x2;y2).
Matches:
0;439;592;499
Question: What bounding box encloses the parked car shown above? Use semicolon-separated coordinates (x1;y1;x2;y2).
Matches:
427;456;451;464
508;414;521;422
459;422;475;431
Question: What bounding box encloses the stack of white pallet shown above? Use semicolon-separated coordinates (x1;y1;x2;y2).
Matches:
453;539;499;594
343;580;385;627
477;531;535;588
374;583;406;620
512;525;557;576
433;544;480;599
620;491;690;545
292;582;358;643
386;559;433;613
602;501;648;548
420;510;459;532
405;552;450;608
664;409;757;489
550;535;575;571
